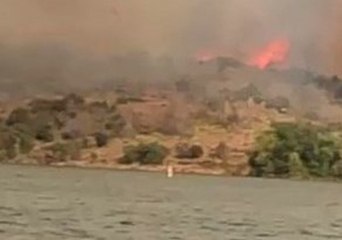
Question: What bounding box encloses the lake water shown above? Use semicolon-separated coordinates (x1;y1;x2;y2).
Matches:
1;165;342;240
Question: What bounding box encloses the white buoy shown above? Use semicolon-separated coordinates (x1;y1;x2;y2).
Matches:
167;165;174;178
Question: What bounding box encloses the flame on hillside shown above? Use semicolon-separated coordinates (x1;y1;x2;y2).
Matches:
248;39;290;69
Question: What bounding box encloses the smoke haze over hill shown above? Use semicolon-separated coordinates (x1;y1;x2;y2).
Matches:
0;0;341;95
0;0;342;71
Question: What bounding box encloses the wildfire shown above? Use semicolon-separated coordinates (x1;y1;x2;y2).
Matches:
248;39;290;69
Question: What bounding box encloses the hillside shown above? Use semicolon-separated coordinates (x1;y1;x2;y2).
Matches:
1;59;342;179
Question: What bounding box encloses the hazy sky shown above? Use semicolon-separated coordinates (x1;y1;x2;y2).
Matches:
0;0;341;74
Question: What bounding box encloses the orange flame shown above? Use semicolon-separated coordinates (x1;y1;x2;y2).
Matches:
249;39;290;69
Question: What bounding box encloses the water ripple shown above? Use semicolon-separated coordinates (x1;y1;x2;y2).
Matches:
0;165;342;239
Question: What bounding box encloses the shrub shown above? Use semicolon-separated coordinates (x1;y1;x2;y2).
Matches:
2;132;18;159
211;142;229;160
121;142;168;165
29;98;67;113
35;126;54;142
94;132;109;147
48;140;82;161
288;152;309;178
81;136;97;148
16;131;35;154
0;126;19;160
0;124;35;159
249;122;342;178
49;142;69;162
105;113;126;136
30;111;56;142
265;97;290;111
11;123;33;134
6;108;31;126
175;142;204;159
61;129;82;140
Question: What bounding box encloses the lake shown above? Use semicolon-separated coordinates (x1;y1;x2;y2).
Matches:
0;165;342;239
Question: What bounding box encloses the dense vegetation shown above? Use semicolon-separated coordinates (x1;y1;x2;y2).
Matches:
0;124;35;160
0;94;126;162
249;122;342;178
120;142;169;165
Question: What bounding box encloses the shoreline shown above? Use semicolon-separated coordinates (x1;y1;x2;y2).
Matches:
0;161;229;178
2;162;341;184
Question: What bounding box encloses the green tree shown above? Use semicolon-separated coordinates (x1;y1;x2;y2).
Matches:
249;122;342;178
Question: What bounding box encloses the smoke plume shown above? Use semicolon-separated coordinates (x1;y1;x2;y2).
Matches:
0;0;341;98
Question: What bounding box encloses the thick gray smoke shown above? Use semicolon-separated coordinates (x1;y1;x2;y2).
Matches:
177;0;340;74
1;1;341;63
0;0;341;98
